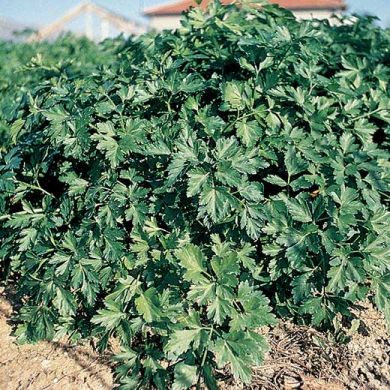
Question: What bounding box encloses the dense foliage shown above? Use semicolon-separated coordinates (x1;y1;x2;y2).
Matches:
0;35;117;149
1;1;389;388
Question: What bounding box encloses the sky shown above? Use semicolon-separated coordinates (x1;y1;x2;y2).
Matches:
0;0;389;29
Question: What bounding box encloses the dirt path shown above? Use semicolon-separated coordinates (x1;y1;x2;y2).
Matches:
0;296;114;390
1;292;389;390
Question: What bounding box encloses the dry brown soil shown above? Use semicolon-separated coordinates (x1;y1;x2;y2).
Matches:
220;302;390;390
0;295;114;390
0;291;389;390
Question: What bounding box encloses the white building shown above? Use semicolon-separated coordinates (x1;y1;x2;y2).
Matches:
144;0;347;31
29;1;146;42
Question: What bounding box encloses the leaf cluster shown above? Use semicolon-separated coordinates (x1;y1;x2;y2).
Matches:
0;2;389;388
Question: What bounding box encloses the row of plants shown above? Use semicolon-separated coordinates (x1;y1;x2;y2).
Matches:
0;35;119;149
0;1;389;388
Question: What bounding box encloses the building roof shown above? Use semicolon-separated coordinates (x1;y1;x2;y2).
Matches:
28;1;146;42
144;0;347;16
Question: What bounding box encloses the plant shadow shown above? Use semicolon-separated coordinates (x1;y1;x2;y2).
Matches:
0;286;115;390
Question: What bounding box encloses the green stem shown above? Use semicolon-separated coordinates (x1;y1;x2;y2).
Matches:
378;191;390;200
353;108;385;121
28;273;44;282
167;97;172;113
197;327;214;389
18;180;52;197
222;111;256;133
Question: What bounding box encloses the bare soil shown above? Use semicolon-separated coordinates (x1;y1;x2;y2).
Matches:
220;301;390;390
0;290;389;390
0;295;114;390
